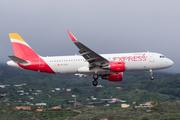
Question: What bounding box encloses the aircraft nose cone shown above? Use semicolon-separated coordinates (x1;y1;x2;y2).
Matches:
169;59;174;66
167;59;174;67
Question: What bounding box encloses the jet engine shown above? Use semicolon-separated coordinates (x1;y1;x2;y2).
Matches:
101;72;123;82
103;62;125;72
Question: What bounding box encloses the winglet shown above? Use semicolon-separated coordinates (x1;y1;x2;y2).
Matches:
67;30;77;41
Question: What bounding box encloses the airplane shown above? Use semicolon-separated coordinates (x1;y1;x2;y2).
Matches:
6;31;174;86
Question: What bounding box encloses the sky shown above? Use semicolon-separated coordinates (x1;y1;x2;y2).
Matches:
0;0;179;73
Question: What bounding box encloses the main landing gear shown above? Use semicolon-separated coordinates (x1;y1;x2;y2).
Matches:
149;69;154;80
92;74;99;86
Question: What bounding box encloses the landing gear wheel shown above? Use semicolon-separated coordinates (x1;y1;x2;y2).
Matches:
93;74;99;86
149;69;154;80
93;74;99;79
150;76;154;80
92;80;98;86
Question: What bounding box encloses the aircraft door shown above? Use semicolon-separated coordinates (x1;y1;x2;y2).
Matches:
39;57;44;67
149;53;155;62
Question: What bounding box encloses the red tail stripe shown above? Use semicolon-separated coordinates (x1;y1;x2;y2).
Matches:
18;57;55;74
11;42;39;60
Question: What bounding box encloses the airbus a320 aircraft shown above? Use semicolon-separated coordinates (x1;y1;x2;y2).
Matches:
7;31;174;86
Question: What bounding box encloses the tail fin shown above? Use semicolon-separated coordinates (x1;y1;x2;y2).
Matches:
9;33;39;60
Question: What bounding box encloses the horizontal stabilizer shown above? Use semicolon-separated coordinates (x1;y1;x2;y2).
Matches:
8;55;28;63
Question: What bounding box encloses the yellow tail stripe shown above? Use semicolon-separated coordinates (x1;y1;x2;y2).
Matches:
9;33;25;42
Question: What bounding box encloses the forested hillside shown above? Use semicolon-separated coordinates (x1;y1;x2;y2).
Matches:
1;64;180;119
0;63;179;105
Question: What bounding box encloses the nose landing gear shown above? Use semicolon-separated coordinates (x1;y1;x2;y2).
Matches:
149;69;154;80
150;76;154;80
92;74;99;86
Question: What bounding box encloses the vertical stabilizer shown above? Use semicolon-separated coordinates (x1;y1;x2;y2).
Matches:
9;33;39;60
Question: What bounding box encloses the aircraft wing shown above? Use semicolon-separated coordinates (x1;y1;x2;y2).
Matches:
67;30;109;69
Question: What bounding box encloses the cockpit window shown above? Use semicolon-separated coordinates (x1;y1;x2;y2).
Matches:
160;55;165;58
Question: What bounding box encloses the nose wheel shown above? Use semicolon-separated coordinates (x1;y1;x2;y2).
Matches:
149;69;154;80
150;76;154;80
92;74;99;86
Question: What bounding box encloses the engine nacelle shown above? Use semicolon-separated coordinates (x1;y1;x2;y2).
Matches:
101;72;123;82
103;62;125;72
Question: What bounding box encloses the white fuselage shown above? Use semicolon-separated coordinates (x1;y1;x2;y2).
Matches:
40;52;173;75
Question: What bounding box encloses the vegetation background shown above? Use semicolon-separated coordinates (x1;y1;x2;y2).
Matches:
0;64;180;120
